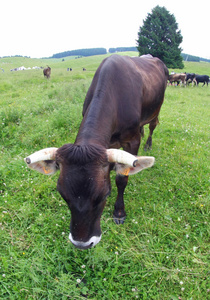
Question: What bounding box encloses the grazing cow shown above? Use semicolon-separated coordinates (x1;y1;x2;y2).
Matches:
83;68;86;71
43;66;51;79
186;73;196;86
24;54;168;249
195;75;209;86
168;73;187;86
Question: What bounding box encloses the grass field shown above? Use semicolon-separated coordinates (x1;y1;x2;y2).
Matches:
0;53;209;299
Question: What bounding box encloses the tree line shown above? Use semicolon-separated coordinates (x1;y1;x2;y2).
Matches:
50;48;209;64
51;47;137;59
51;48;107;59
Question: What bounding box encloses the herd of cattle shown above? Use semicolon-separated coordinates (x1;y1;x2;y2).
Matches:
8;63;209;87
47;66;210;87
168;72;209;86
10;65;43;71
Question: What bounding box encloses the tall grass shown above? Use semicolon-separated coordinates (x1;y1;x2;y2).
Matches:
0;54;209;299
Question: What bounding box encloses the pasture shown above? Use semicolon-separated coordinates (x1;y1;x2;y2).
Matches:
0;53;209;299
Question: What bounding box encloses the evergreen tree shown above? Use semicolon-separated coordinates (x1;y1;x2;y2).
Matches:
137;6;184;68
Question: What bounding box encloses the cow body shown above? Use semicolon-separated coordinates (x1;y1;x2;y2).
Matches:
25;55;168;249
168;73;187;86
43;66;51;79
195;75;209;86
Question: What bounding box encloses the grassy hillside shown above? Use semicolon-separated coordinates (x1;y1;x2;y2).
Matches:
0;53;209;299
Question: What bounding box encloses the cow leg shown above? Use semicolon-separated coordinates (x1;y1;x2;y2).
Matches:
144;117;159;151
113;174;129;224
113;136;140;224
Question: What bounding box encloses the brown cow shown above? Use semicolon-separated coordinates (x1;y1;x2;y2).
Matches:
168;73;187;86
24;55;168;249
43;66;51;79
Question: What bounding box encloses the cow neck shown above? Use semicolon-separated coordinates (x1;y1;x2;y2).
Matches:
75;96;115;149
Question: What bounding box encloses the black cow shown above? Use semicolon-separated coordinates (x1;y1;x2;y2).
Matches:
24;55;168;249
186;73;196;86
43;66;51;79
195;75;209;86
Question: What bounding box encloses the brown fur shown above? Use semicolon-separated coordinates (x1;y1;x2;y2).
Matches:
43;66;51;79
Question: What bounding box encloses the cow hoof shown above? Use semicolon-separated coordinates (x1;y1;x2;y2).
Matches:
144;144;152;151
113;215;126;225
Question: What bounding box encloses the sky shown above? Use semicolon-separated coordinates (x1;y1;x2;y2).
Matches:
1;0;210;59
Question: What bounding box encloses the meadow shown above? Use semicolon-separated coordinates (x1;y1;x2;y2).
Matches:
0;53;209;299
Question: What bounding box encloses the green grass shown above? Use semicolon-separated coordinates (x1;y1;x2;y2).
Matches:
0;54;209;299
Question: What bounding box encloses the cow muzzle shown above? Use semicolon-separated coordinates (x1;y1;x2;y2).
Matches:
69;233;101;250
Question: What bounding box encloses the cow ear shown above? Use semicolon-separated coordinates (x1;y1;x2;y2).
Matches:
25;160;59;175
24;147;58;175
115;156;155;176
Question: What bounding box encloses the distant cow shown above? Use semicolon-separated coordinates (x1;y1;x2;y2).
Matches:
195;75;209;86
186;73;196;86
25;54;168;249
168;73;187;86
43;66;51;79
83;68;86;71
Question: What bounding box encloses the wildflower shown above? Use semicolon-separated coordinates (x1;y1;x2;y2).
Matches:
193;246;198;252
103;278;107;281
23;252;25;255
76;279;81;284
81;265;86;268
115;251;119;255
62;232;65;235
180;281;184;285
2;274;6;277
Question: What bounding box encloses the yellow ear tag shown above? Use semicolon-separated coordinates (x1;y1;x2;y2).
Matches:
119;167;130;176
43;167;51;174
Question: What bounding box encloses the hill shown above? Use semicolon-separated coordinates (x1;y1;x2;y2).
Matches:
1;48;209;64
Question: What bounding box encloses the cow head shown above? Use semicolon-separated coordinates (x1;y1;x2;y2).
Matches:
24;145;154;249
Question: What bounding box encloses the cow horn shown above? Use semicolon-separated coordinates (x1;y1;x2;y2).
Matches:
106;149;138;167
24;147;58;165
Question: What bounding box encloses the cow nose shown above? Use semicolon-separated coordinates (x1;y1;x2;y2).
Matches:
69;233;101;250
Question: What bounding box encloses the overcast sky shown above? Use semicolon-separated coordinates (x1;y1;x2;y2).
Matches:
1;0;209;59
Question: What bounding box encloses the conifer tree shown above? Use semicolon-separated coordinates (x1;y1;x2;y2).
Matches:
137;6;184;68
